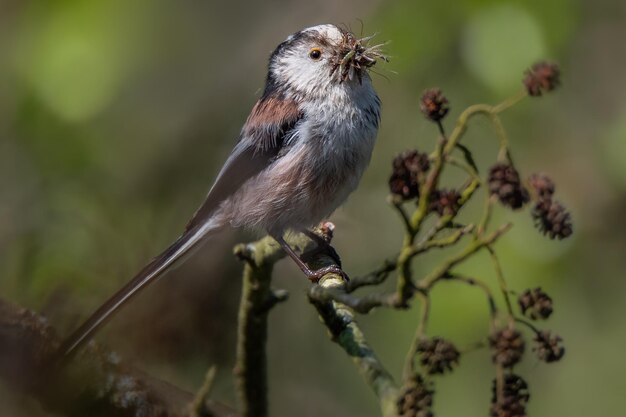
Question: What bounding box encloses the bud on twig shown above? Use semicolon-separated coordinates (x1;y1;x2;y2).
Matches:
533;330;565;363
389;150;431;200
528;173;556;199
518;288;553;320
397;375;434;417
488;164;530;209
491;374;530;417
523;61;560;96
531;199;573;239
490;328;525;367
420;88;449;122
428;189;461;216
416;337;460;375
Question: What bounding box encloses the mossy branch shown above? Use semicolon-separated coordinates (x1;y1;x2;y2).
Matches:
233;230;400;417
233;236;289;417
309;274;399;417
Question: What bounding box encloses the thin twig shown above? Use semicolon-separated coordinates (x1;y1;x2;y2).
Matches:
514;317;542;334
488;113;512;163
458;178;481;205
402;292;430;382
389;196;414;235
477;195;496;237
444;274;498;331
492;89;527;114
346;258;398;292
442;91;528;159
407;224;474;259
411;136;447;232
417;223;513;291
447;154;481;180
189;366;218;417
486;246;514;318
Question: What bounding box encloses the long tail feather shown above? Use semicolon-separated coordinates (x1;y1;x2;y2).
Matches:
60;219;221;357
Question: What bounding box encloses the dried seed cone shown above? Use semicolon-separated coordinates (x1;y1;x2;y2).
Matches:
488;164;529;209
490;328;525;367
416;337;460;375
533;330;565;363
523;61;560;97
491;374;530;417
532;199;573;239
528;173;555;199
420;88;449;122
389;150;431;200
428;189;461;216
397;375;434;417
518;288;553;320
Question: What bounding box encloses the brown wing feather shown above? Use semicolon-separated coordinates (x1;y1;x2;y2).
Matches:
185;96;303;231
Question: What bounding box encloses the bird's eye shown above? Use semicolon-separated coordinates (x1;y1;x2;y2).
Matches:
308;48;322;60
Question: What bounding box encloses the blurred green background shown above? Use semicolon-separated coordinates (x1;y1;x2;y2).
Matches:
1;0;625;416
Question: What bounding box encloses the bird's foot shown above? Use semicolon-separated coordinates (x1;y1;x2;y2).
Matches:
303;265;349;283
270;226;347;283
301;229;342;267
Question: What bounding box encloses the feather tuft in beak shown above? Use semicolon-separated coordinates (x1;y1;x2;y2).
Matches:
330;32;388;84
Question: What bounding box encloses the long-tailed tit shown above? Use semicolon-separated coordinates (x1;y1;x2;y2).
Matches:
61;24;384;356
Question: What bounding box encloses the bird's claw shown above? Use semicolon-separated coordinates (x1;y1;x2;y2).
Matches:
301;229;342;267
301;244;342;268
305;265;350;283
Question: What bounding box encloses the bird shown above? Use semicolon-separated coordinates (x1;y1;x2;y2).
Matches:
59;24;385;357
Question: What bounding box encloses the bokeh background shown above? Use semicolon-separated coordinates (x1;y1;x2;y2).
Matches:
1;0;625;416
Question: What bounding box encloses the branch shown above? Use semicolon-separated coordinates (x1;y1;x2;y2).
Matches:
233;237;289;417
235;229;400;417
308;275;399;417
346;258;398;292
309;285;400;313
0;298;237;417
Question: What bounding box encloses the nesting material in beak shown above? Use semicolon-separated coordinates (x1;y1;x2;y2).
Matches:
330;32;388;84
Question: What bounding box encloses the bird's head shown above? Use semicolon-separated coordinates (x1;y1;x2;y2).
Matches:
265;24;387;99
